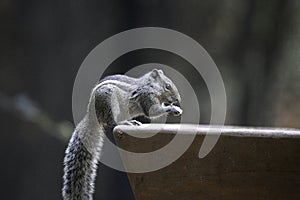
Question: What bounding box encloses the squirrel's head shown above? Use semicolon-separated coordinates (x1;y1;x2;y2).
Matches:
147;69;181;107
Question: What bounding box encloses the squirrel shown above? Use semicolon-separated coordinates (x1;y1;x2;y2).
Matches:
62;69;182;200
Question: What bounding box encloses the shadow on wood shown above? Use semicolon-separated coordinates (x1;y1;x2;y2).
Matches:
113;124;300;200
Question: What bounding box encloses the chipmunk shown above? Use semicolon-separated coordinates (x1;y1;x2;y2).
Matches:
62;69;182;200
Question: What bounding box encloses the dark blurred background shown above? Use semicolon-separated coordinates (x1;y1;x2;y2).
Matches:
0;0;300;199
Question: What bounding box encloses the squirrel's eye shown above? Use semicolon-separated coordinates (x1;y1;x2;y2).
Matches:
165;83;172;90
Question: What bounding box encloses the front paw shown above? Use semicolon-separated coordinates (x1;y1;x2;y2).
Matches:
118;120;143;126
163;103;183;116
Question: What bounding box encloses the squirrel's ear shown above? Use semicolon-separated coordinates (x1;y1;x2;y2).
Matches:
158;69;164;74
150;69;161;79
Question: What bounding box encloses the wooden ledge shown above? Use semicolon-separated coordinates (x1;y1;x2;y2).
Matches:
113;124;300;200
114;124;300;138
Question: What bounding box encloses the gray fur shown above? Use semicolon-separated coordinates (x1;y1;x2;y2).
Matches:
62;69;182;200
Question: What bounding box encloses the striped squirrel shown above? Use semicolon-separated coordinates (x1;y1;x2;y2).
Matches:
62;69;182;200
